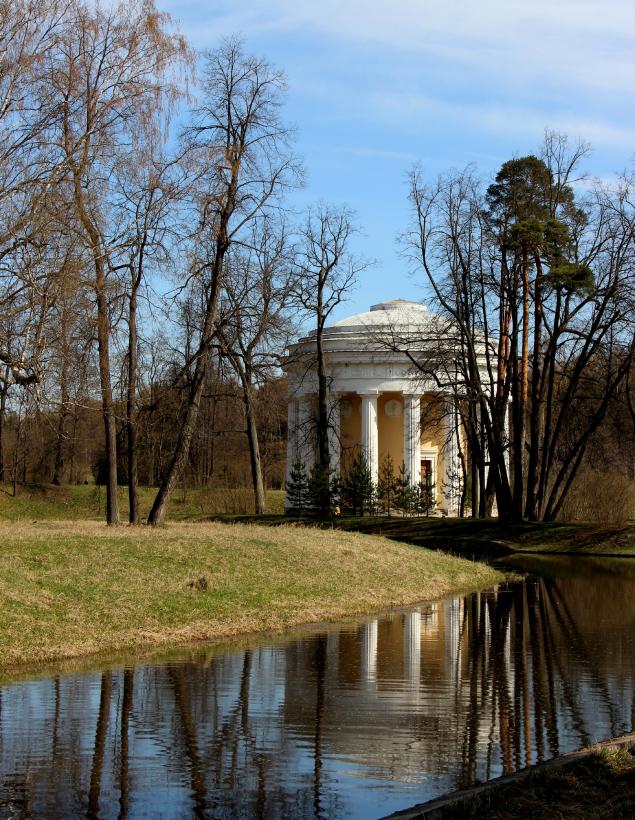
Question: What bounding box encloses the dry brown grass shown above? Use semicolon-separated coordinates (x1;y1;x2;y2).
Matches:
424;744;635;819
0;520;502;676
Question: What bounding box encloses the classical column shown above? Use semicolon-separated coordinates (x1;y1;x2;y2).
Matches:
360;393;379;484
403;393;421;485
442;396;462;515
297;396;315;472
327;394;341;476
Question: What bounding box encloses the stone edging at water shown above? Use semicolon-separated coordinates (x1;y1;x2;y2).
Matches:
381;732;635;819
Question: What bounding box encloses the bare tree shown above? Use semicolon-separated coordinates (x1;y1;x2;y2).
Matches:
217;218;296;513
0;1;70;392
403;134;635;522
148;38;299;524
292;204;367;510
115;148;186;522
44;0;190;523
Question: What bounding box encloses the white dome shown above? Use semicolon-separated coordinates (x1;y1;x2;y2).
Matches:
328;299;429;333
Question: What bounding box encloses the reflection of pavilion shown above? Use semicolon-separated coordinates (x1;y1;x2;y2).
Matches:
358;611;422;687
333;601;467;692
284;300;465;513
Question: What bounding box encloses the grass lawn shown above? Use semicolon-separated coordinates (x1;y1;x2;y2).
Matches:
0;482;286;521
2;484;632;556
0;519;502;677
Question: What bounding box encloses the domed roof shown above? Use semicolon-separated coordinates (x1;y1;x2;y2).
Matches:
328;299;429;332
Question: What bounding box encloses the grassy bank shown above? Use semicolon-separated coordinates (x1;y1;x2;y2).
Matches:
341;516;635;556
0;482;286;521
0;520;502;676
390;736;635;819
212;514;635;557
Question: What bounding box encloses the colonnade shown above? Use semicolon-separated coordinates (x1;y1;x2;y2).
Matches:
286;391;463;514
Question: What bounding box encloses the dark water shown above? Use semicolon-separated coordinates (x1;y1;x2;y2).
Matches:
1;556;634;819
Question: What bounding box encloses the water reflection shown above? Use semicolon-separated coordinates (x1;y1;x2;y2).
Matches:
1;557;634;818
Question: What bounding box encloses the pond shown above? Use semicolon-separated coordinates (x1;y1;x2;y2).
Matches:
1;556;634;818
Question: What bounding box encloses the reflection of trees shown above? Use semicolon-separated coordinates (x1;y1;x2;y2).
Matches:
313;635;327;820
88;672;112;819
169;663;209;817
453;572;634;789
161;647;334;818
119;669;133;820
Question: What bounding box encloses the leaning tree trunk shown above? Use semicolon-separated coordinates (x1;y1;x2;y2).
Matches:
242;376;266;514
148;237;227;526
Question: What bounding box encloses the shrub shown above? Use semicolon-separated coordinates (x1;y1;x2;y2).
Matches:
557;469;634;524
341;453;376;516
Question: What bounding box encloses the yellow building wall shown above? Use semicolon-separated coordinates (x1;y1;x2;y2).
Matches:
421;394;444;505
340;393;361;474
377;392;404;469
338;392;465;509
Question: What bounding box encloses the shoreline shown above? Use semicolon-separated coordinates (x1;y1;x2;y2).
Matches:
207;514;635;558
0;519;502;681
384;732;635;819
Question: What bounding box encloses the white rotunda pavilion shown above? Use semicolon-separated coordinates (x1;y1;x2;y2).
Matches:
283;299;466;514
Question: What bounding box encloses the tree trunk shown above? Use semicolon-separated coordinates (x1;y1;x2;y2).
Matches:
525;256;543;520
53;367;70;487
68;404;79;485
127;280;140;524
520;247;530;420
510;303;524;521
11;409;21;497
53;394;69;486
0;374;8;482
148;240;227;525
71;166;119;523
536;289;561;519
53;302;71;486
242;373;266;514
316;318;330;471
95;261;120;525
477;408;487;517
470;426;479;518
516;248;530;518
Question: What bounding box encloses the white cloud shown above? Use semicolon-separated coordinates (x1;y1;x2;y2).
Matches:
167;0;635;95
162;0;634;159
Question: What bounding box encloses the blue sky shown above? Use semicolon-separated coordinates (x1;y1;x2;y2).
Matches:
162;0;634;321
